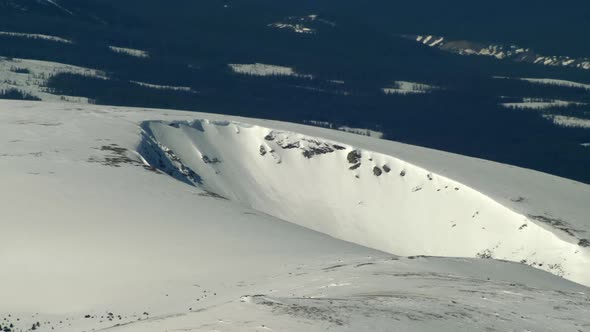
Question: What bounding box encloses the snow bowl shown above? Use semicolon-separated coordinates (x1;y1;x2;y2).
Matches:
138;119;590;286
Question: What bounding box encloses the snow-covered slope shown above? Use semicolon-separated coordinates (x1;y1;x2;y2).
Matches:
0;31;72;44
543;115;590;129
228;63;312;78
1;101;589;332
501;97;586;110
268;14;336;35
0;57;107;102
142;119;590;285
129;80;195;93
381;81;438;95
109;46;150;58
411;34;590;71
498;77;590;91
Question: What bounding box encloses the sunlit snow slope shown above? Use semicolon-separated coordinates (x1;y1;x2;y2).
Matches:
1;101;590;332
141;119;590;286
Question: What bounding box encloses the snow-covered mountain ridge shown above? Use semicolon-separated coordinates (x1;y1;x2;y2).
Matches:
411;34;590;70
2;101;590;331
140;119;590;285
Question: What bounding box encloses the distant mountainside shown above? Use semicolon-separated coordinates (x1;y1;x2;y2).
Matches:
0;0;70;15
0;0;589;184
409;34;590;71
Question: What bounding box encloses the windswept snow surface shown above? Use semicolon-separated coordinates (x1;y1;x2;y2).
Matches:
1;101;590;331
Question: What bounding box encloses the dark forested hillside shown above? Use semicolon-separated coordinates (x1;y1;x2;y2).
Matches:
1;0;589;183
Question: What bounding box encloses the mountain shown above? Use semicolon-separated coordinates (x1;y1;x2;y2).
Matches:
0;0;72;15
410;34;590;71
0;0;589;184
142;118;590;286
1;3;590;329
1;100;589;332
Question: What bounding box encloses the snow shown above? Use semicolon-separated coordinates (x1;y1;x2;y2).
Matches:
337;126;384;138
501;98;586;110
303;121;384;138
543;115;590;129
303;119;333;128
519;77;590;91
382;81;437;95
145;119;590;286
267;14;330;35
563;59;576;66
228;63;312;78
429;37;444;47
413;34;590;71
43;0;74;15
130;80;194;92
109;46;150;58
0;31;73;44
269;23;316;34
328;79;345;84
0;57;107;102
1;101;589;331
